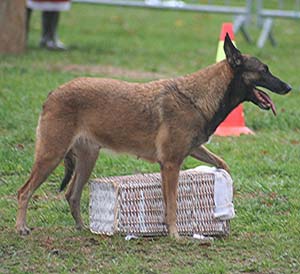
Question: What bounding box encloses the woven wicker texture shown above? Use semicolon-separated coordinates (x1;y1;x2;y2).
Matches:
90;169;230;236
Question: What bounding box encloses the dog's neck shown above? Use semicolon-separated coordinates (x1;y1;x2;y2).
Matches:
176;60;245;135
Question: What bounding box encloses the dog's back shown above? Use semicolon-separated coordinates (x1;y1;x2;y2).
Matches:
42;77;171;160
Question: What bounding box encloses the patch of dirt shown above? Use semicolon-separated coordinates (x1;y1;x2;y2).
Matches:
50;64;168;80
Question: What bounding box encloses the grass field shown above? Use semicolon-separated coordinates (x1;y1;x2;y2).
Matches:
1;2;300;273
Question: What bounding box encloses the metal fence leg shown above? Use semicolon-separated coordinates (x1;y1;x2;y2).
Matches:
233;15;252;44
257;18;277;48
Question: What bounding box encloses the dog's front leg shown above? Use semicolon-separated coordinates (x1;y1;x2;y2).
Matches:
190;145;230;173
160;162;180;239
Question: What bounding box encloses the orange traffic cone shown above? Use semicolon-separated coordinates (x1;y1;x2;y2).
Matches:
214;23;254;136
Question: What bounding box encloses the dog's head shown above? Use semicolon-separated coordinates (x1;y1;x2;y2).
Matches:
224;33;291;115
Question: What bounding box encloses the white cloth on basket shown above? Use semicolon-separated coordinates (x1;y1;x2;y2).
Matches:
192;166;235;220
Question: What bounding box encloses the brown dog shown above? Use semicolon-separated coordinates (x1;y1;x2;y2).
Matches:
16;34;291;237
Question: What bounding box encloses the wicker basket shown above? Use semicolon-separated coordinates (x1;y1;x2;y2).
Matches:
89;167;232;237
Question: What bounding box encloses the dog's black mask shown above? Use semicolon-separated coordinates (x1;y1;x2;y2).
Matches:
224;33;291;115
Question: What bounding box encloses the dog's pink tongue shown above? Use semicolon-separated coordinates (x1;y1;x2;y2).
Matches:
270;101;277;116
260;91;277;116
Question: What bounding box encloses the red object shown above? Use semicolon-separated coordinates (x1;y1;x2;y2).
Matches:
214;23;254;136
27;0;71;11
214;105;254;136
30;0;69;3
219;22;235;41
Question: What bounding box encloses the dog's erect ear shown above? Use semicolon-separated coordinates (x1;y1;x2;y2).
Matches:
224;33;243;69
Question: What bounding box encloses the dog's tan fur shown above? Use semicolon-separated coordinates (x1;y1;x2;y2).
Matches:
16;35;291;237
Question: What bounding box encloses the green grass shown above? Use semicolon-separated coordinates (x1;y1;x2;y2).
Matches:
1;3;300;273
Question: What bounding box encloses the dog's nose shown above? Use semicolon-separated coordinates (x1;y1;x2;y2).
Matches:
285;84;292;93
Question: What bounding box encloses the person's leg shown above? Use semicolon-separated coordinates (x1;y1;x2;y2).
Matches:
50;11;67;50
26;8;32;42
40;11;52;47
40;11;67;50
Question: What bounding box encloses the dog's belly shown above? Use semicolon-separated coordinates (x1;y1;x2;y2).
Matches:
91;130;159;163
77;104;160;162
101;142;158;163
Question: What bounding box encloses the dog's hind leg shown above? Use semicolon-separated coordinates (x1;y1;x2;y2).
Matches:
190;145;230;173
16;128;74;235
64;140;100;230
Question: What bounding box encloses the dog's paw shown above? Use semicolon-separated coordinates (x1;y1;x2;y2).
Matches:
218;161;230;174
75;222;88;231
16;224;31;236
168;227;180;239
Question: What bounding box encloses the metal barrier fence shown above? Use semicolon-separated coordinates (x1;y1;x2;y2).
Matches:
73;0;300;48
257;0;300;48
73;0;253;42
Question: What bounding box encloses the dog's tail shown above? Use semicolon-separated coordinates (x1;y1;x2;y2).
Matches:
59;150;75;192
